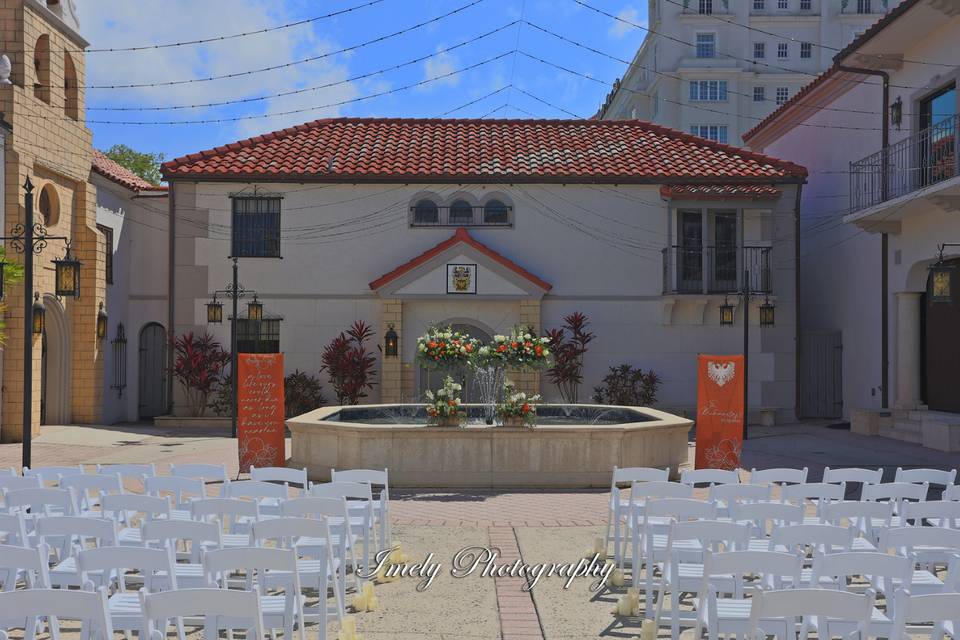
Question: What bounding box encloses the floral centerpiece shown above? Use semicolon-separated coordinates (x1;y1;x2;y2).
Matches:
425;376;465;427
489;328;552;370
416;327;478;370
496;382;541;427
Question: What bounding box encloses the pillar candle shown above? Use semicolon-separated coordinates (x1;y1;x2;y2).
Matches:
641;618;657;640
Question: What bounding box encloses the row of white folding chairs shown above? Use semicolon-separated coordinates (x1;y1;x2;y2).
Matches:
0;517;351;639
0;465;392;551
625;516;960;640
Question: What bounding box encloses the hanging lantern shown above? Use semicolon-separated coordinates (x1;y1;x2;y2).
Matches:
32;292;45;335
97;302;108;340
207;295;223;323
719;296;735;326
759;297;776;327
384;324;398;357
53;248;81;297
929;259;954;303
247;295;263;321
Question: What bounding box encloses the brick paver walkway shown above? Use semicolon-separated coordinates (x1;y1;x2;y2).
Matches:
489;526;545;640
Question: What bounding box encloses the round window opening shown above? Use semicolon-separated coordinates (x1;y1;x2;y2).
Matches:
38;183;59;226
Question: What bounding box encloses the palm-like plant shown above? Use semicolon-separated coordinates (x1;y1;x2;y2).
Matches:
172;331;231;416
321;321;377;405
545;311;594;403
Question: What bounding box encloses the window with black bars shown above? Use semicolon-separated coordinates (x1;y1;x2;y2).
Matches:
237;318;281;354
97;224;114;285
231;197;281;258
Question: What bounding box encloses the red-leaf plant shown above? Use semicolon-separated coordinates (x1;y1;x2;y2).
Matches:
172;331;231;417
321;321;378;405
545;311;595;404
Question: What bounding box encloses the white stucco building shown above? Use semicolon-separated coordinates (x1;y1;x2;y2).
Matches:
160;118;805;424
92;151;169;423
598;0;892;145
744;0;960;450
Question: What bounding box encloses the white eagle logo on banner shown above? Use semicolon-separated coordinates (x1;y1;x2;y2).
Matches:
707;361;736;387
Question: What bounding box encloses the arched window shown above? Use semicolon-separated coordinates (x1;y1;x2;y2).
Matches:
38;183;59;226
34;34;51;104
412;199;439;225
64;52;78;120
483;199;509;224
448;199;474;225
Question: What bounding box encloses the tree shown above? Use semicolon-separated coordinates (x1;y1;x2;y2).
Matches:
172;332;231;417
0;246;24;344
102;144;165;185
545;311;594;403
321;321;377;405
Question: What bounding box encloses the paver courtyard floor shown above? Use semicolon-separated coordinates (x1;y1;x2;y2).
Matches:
1;421;956;639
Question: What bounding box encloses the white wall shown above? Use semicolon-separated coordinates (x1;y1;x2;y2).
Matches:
172;180;798;420
95;175;168;423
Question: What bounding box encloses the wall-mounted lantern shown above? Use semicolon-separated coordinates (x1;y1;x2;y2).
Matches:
719;296;735;326
53;248;81;297
206;295;223;323
384;324;399;357
97;301;108;340
759;297;776;327
929;244;959;303
247;295;263;321
890;96;903;130
32;292;45;335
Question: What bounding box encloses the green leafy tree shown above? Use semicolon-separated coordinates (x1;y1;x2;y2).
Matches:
0;246;24;344
102;144;165;185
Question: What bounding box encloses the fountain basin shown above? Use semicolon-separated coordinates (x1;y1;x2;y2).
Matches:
287;404;692;488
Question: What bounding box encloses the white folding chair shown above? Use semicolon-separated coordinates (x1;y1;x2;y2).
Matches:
0;543;52;591
810;550;912;634
224;479;288;517
823;466;883;489
169;463;228;496
616;480;693;567
22;465;85;487
747;587;876;640
310;482;377;574
0;469;15;477
749;467;808;486
604;467;670;560
708;483;772;518
944;485;960;501
141;519;222;588
680;468;740;487
0;514;29;547
780;482;846;523
282;496;363;598
331;468;392;549
0;475;41;494
251;466;308;497
79;545;179;640
769;524;855;586
140;587;264;640
58;473;123;517
881;527;960;590
144;476;205;521
821;500;895;547
36;516;119;588
895;467;957;488
3;488;77;536
0;586;113;640
902;500;960;529
95;463;157;487
653;520;751;639
694;550;803;640
101;493;172;546
891;589;960;640
203;547;305;640
191;497;260;547
730;501;804;543
250;516;343;633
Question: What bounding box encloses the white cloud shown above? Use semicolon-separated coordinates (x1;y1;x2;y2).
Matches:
608;6;644;38
77;1;358;139
421;47;460;90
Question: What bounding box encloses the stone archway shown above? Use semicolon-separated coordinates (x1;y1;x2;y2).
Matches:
40;294;71;425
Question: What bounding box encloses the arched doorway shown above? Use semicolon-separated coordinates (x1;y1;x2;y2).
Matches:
418;322;493;402
40;294;70;424
924;258;960;412
138;323;168;419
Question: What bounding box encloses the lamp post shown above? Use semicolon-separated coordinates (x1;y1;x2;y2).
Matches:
1;179;81;469
205;257;260;439
720;267;775;442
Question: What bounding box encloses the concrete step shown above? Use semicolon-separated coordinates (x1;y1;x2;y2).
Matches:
879;422;923;444
909;410;960;425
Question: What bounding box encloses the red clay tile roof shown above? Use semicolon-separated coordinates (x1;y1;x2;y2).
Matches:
369;227;552;292
660;184;782;200
92;150;168;193
162;118;806;183
744;0;922;143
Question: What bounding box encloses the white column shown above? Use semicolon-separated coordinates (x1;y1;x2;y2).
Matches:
895;292;923;410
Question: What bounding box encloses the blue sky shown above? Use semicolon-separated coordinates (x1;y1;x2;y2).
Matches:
77;0;648;163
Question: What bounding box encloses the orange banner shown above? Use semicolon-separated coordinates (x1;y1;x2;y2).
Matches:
695;354;745;470
237;353;286;473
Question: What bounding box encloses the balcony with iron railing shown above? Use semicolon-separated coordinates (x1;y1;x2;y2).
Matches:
662;245;772;295
850;114;959;214
409;204;513;228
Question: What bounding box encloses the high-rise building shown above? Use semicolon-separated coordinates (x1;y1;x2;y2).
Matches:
598;0;894;145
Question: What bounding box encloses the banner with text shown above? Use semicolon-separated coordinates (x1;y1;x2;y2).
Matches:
237;353;285;473
695;354;744;470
